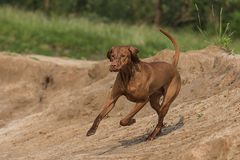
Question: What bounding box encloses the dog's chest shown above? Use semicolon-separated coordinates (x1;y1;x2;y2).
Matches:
123;81;148;102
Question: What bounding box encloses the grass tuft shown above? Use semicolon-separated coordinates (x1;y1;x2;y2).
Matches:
195;4;236;54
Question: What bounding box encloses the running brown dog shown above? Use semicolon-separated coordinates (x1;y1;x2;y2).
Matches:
86;28;181;140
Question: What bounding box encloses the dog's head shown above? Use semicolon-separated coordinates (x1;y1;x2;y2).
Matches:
107;46;139;72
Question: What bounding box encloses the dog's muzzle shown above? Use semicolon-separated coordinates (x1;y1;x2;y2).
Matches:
109;64;120;72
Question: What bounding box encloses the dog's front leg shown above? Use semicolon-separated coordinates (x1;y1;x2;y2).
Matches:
120;101;148;126
86;76;123;136
86;98;117;136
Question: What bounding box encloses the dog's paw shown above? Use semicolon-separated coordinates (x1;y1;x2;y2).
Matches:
86;128;96;136
120;118;136;126
146;136;155;141
128;118;136;125
146;130;162;141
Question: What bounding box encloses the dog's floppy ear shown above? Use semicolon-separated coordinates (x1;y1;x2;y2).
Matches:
107;48;113;59
128;46;140;62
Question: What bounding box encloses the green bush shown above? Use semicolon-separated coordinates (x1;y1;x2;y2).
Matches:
230;11;240;36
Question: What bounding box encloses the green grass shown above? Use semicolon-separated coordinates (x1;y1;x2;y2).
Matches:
0;6;239;60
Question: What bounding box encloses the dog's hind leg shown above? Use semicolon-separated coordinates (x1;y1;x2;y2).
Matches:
120;101;148;126
148;92;163;139
147;75;181;141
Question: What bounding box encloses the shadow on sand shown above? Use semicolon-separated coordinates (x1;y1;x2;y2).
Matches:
119;116;184;147
98;116;184;155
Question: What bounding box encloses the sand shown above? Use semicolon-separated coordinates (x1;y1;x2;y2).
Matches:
0;46;239;160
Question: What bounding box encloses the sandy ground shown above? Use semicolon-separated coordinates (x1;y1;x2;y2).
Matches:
0;46;240;160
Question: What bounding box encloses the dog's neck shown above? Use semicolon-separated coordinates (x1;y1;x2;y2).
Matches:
119;61;140;86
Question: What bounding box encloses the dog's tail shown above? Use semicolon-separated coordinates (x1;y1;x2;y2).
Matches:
159;28;180;67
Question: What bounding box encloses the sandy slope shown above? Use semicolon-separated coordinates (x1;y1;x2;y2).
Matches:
0;46;240;160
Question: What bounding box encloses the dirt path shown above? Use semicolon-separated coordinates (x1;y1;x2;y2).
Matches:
0;46;240;160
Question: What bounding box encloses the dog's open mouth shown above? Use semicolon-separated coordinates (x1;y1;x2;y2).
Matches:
109;68;120;72
109;66;120;72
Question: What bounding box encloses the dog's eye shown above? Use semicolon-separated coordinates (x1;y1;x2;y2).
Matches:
121;55;125;58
